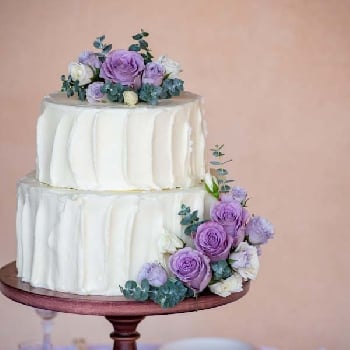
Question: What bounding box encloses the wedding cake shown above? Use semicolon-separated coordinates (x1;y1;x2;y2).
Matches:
16;92;209;296
16;31;273;306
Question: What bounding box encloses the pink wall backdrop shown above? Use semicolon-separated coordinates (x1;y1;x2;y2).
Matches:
0;1;349;349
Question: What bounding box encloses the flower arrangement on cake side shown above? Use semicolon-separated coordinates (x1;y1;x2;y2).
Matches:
120;145;274;308
61;30;184;105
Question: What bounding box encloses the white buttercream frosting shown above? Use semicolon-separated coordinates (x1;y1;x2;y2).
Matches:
36;92;206;191
16;173;213;296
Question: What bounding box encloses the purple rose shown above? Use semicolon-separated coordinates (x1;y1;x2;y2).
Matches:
142;62;165;86
194;221;233;262
231;186;247;203
86;82;105;103
246;216;274;245
100;49;145;88
169;247;212;292
79;50;101;69
210;197;249;247
137;262;168;287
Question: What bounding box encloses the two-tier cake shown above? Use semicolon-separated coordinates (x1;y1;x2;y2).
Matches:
16;31;273;307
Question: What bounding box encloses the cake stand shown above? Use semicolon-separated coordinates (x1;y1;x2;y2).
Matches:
0;262;250;350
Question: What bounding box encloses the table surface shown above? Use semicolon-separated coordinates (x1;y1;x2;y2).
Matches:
0;261;250;316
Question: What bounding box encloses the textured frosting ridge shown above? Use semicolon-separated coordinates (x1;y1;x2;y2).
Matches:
16;173;212;296
36;92;206;191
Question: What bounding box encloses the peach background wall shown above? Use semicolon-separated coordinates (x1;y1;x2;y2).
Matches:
0;1;349;349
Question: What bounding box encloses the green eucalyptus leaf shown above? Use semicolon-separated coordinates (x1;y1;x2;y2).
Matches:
178;205;192;216
132;33;143;40
211;260;232;281
180;217;191;225
129;44;140;52
189;222;200;232
125;280;137;290
100;83;109;93
103;44;112;54
78;87;86;101
93;40;102;49
139;83;162;105
151;279;188;308
184;226;193;236
141;52;152;64
139;39;148;49
189;210;199;221
217;168;228;176
133;288;142;300
140;279;150;291
160;78;184;99
139;290;149;301
97;35;105;42
74;80;80;92
213;151;224;157
220;184;231;192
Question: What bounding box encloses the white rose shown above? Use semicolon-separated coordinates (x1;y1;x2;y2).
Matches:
123;91;138;106
209;273;243;297
204;172;218;192
229;242;259;280
68;62;94;86
157;55;182;79
158;232;184;254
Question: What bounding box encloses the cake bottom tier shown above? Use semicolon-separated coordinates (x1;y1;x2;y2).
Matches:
16;173;212;296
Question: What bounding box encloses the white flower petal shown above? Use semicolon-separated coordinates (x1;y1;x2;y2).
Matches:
209;273;243;297
158;232;184;254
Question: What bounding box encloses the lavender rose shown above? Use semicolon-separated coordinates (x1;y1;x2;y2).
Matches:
142;62;165;86
86;82;105;103
169;247;212;292
231;186;247;203
137;262;168;287
194;221;233;262
246;216;274;245
210;197;249;247
78;50;101;69
100;49;145;88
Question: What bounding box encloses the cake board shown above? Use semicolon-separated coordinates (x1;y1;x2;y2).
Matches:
0;261;250;350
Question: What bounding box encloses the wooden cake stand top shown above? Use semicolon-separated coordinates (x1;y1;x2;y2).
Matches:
1;261;250;350
0;261;250;317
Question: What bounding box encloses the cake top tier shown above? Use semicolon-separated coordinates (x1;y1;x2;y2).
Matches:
37;31;206;192
37;89;206;192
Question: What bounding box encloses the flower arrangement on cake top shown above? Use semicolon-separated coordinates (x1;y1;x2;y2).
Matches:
120;145;274;308
61;30;184;106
